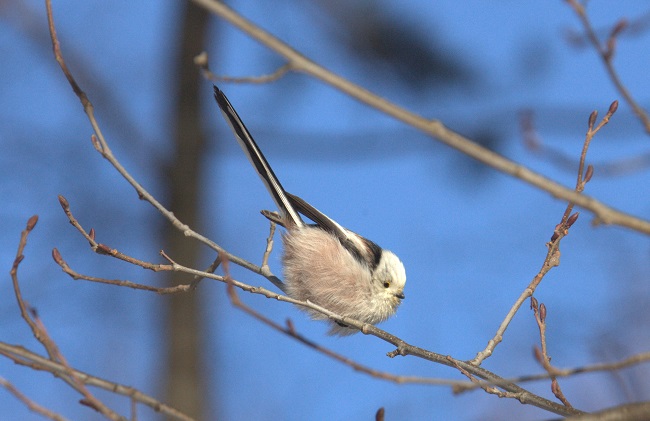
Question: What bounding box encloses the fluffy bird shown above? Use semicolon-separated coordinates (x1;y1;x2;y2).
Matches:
213;86;406;335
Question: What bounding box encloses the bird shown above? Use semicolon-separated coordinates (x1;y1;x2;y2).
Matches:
213;86;406;335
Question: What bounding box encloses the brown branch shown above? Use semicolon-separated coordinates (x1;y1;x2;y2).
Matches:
58;196;173;271
531;299;573;408
156;252;583;416
448;357;505;398
566;0;650;135
9;215;125;420
10;216;51;355
192;0;650;235
57;193;222;293
520;110;650;176
195;52;293;83
0;377;68;421
222;262;467;387
52;248;192;294
0;343;194;421
471;103;615;365
455;349;650;393
45;1;266;283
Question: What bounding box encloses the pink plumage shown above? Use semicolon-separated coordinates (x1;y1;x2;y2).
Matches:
214;86;406;336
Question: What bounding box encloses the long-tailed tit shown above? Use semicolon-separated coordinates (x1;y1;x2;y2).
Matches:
213;86;406;335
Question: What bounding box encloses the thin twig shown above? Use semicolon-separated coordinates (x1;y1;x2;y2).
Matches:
46;1;269;283
471;103;616;366
195;52;293;83
0;343;194;421
566;0;650;134
52;248;190;294
0;377;68;421
259;221;286;292
531;299;573;408
9;215;125;420
520;110;650;176
10;216;51;356
189;254;221;290
455;349;650;393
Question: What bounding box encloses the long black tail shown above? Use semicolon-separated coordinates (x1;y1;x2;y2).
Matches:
213;86;303;228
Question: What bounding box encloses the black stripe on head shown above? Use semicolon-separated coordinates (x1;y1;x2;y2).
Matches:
340;234;382;270
361;237;383;270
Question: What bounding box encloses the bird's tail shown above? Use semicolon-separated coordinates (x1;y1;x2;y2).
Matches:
213;86;303;228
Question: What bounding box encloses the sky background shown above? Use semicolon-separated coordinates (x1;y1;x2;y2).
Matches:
1;1;649;420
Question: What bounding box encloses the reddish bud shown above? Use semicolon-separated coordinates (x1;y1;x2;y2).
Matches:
90;135;101;151
540;303;547;323
58;195;69;210
89;228;95;241
611;19;628;38
551;378;560;395
533;346;543;363
566;212;580;228
531;296;538;310
588;110;598;129
26;215;38;231
584;165;594;183
97;244;112;255
52;248;63;265
376;407;385;421
608;100;619;116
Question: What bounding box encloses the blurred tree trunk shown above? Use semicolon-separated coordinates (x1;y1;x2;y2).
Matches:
164;2;210;419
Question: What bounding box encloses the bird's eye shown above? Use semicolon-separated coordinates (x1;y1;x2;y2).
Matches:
383;281;390;289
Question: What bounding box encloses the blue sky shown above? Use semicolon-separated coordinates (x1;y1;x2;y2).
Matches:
1;1;649;420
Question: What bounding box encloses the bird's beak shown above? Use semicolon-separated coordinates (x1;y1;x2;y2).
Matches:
395;292;405;300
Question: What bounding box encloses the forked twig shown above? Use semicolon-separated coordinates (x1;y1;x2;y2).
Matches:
0;377;68;421
0;342;194;421
9;216;125;421
531;299;572;408
566;0;650;134
520;110;650;176
472;102;617;366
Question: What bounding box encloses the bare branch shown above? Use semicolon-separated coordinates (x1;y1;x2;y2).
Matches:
520;110;650;176
532;300;573;408
192;0;650;235
0;377;68;421
471;104;612;365
566;0;650;134
222;260;467;387
9;215;125;420
195;51;294;83
0;343;194;421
